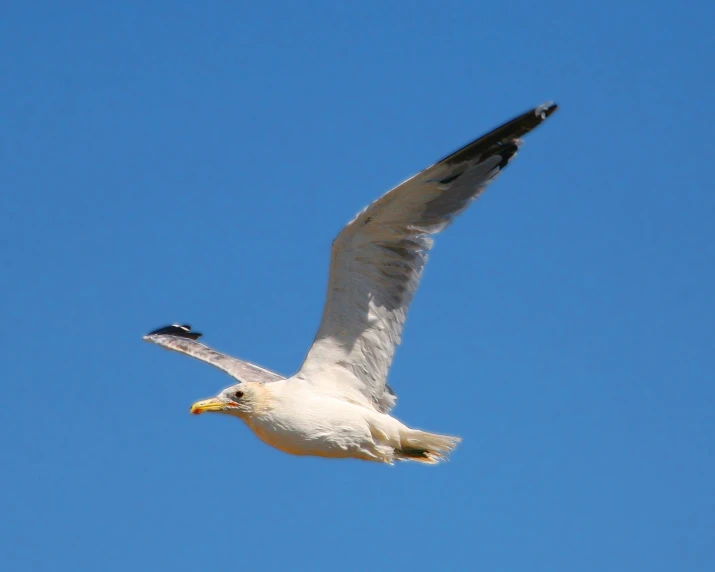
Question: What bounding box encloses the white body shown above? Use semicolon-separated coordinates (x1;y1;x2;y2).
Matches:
245;380;411;462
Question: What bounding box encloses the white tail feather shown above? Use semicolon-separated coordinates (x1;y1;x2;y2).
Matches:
397;429;461;464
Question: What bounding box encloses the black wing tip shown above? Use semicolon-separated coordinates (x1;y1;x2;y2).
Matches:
443;101;558;166
536;101;558;119
145;324;203;340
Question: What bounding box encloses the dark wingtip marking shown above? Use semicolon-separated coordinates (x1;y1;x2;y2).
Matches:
146;324;203;340
537;101;558;119
495;142;520;169
438;172;463;185
442;101;558;166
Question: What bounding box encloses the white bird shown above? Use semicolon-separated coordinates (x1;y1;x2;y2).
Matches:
144;103;557;464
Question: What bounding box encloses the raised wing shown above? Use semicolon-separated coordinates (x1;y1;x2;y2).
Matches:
143;324;284;384
298;103;557;412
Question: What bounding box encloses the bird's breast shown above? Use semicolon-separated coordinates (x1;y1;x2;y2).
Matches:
243;398;375;459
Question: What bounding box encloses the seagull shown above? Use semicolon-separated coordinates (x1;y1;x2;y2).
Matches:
144;103;557;464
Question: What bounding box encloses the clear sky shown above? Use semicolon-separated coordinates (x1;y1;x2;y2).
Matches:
2;1;714;571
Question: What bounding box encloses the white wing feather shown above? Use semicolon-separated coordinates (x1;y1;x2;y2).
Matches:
298;103;557;412
144;332;284;384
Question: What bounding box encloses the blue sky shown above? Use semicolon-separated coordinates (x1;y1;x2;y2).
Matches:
2;1;714;570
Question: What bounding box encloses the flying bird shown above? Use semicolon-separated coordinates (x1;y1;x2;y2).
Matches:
144;103;557;464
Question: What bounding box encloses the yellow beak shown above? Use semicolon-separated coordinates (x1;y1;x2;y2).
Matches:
190;398;225;415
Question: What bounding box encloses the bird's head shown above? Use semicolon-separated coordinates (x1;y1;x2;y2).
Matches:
189;383;267;418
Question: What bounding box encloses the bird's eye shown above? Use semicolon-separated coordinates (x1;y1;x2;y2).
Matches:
234;390;244;399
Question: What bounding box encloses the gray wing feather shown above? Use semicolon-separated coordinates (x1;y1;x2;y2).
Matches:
298;103;557;412
143;333;285;384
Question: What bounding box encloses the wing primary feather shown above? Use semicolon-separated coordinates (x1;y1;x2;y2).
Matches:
440;102;557;167
146;324;203;340
143;326;285;384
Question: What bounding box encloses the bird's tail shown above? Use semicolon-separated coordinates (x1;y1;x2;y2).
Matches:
396;429;461;464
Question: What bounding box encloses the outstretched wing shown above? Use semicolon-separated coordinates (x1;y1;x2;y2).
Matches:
143;324;284;384
298;103;557;412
